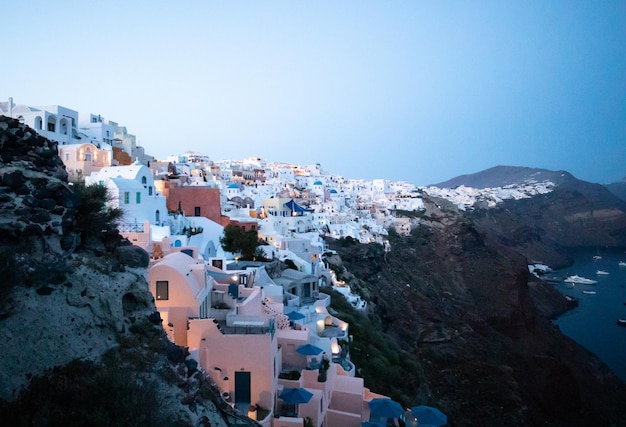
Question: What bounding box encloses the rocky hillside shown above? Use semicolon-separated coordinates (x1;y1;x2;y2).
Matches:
432;165;626;267
0;116;257;427
325;192;626;426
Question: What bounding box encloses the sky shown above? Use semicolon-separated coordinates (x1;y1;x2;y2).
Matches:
2;1;625;186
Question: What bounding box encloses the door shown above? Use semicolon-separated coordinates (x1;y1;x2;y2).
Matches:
234;371;251;404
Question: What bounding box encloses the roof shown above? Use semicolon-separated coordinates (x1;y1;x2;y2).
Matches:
150;252;205;297
284;199;307;214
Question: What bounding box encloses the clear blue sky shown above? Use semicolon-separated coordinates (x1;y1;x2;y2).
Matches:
2;1;625;185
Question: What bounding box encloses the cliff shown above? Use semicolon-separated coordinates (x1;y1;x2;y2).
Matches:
325;194;626;426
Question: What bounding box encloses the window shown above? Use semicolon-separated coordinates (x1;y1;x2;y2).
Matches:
148;186;153;196
141;176;147;185
85;153;92;162
64;153;70;161
136;192;141;204
124;192;130;204
194;206;201;216
47;122;55;132
156;281;169;300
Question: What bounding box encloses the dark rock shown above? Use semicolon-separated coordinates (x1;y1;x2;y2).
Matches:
1;170;24;189
185;358;198;377
21;224;43;236
30;209;51;224
22;195;38;207
51;185;74;209
115;245;149;268
148;311;162;325
36;286;53;296
14;184;30;195
166;345;184;363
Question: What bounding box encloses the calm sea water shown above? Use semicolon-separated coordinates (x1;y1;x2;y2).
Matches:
551;248;626;382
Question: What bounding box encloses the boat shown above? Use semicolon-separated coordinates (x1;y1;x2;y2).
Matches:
596;270;610;275
616;319;626;327
564;275;598;285
582;290;597;295
619;261;626;267
593;255;602;261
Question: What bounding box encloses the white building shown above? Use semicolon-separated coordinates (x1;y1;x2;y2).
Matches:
86;162;168;250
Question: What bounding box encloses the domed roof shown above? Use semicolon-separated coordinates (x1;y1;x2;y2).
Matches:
313;180;323;186
227;183;239;189
329;189;338;194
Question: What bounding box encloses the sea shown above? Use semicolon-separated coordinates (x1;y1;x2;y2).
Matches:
549;247;626;382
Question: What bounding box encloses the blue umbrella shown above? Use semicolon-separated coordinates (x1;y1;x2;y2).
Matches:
279;387;313;404
296;343;324;356
369;397;404;418
287;310;305;321
411;405;447;426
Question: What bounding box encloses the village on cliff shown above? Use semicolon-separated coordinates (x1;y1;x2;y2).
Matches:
1;99;555;427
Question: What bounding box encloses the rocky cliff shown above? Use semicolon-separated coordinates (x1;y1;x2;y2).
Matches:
0;116;256;427
325;193;626;426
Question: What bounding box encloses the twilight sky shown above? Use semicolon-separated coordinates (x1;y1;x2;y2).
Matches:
2;1;625;185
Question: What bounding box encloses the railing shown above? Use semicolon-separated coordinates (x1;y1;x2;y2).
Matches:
118;223;145;233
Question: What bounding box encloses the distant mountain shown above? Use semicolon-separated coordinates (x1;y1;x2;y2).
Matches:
432;165;573;189
605;179;626;203
434;165;626;211
431;165;626;267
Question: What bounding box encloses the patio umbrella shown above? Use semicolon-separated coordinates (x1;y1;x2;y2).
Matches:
279;387;314;404
411;405;447;426
287;311;306;321
369;397;404;419
296;343;324;356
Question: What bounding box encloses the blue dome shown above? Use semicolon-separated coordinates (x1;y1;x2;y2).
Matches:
329;189;338;194
313;180;323;186
227;183;239;188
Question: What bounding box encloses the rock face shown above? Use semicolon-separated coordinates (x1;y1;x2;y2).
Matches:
326;194;626;426
0;115;157;400
0;117;255;426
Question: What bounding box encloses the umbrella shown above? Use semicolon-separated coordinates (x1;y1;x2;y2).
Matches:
369;397;404;419
287;311;306;321
296;343;324;356
411;405;447;426
279;387;314;404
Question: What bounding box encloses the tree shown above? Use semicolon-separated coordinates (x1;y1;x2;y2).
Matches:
71;182;123;245
219;225;259;260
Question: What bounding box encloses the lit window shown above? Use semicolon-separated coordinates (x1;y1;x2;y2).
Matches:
156;281;169;300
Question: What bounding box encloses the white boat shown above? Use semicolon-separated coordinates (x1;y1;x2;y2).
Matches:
593;255;602;261
616;319;626;327
619;261;626;267
582;290;596;295
596;270;610;275
564;275;598;285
